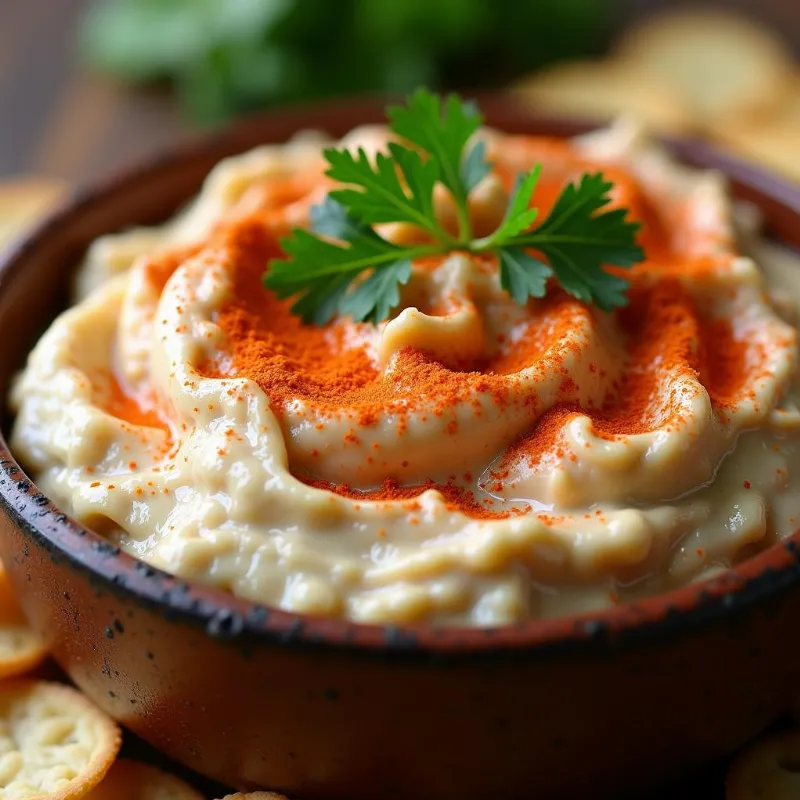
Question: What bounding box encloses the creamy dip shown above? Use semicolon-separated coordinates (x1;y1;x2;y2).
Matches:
10;120;800;625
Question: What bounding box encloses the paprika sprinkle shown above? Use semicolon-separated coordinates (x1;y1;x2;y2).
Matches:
11;117;800;625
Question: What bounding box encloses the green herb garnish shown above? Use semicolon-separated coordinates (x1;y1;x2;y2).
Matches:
265;89;645;325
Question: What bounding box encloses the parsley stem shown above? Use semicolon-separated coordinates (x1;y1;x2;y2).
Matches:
469;232;506;252
471;232;637;252
428;225;461;251
453;198;473;243
508;233;638;247
270;243;447;285
383;243;446;264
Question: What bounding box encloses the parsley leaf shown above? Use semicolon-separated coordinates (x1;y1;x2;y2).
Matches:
324;143;445;237
388;88;490;237
265;197;435;324
478;167;541;250
263;91;645;324
288;272;354;326
339;259;413;324
498;247;552;305
461;139;491;194
501;172;644;311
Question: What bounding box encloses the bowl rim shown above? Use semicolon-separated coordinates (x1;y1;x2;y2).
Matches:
2;93;800;659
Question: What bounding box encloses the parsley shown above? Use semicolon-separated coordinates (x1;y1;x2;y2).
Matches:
265;88;645;324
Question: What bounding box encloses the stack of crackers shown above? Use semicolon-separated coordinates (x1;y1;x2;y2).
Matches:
0;562;278;799
513;6;800;183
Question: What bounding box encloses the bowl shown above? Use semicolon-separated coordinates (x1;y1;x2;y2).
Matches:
1;96;800;800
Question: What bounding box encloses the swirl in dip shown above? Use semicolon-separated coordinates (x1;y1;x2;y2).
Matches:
10;120;800;625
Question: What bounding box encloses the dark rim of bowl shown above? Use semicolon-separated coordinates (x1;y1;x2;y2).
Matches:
1;93;800;659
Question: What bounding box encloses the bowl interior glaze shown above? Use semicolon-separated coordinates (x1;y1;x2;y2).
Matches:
1;94;800;656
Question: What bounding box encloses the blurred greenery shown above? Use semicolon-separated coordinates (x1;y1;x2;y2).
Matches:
80;0;616;123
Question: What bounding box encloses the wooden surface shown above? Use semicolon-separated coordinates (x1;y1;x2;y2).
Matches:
0;0;189;186
1;0;798;187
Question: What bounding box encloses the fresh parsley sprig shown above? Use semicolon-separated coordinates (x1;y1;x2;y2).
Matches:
265;89;645;325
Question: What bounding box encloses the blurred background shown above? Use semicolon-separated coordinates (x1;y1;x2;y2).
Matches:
0;0;797;187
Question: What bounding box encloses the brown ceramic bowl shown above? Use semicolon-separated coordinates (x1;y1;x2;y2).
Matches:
1;96;800;800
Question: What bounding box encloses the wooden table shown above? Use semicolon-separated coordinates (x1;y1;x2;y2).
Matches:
0;0;189;186
1;0;798;186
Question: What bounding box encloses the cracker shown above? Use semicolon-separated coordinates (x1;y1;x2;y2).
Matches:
613;8;795;122
711;76;800;182
726;728;800;799
0;563;47;680
512;60;693;134
756;77;800;127
0;179;64;251
713;123;800;183
0;680;120;799
84;759;203;800
217;794;289;799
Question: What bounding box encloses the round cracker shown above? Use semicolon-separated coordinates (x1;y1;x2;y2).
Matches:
713;122;800;183
217;794;289;799
84;759;203;800
0;178;64;251
0;562;47;680
726;728;800;799
721;76;800;128
0;680;120;799
711;76;800;183
511;60;694;134
613;8;795;122
762;77;800;127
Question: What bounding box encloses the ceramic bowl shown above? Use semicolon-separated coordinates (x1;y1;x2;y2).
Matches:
0;97;799;800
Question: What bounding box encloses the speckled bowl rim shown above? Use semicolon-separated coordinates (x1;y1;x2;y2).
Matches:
1;94;800;659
